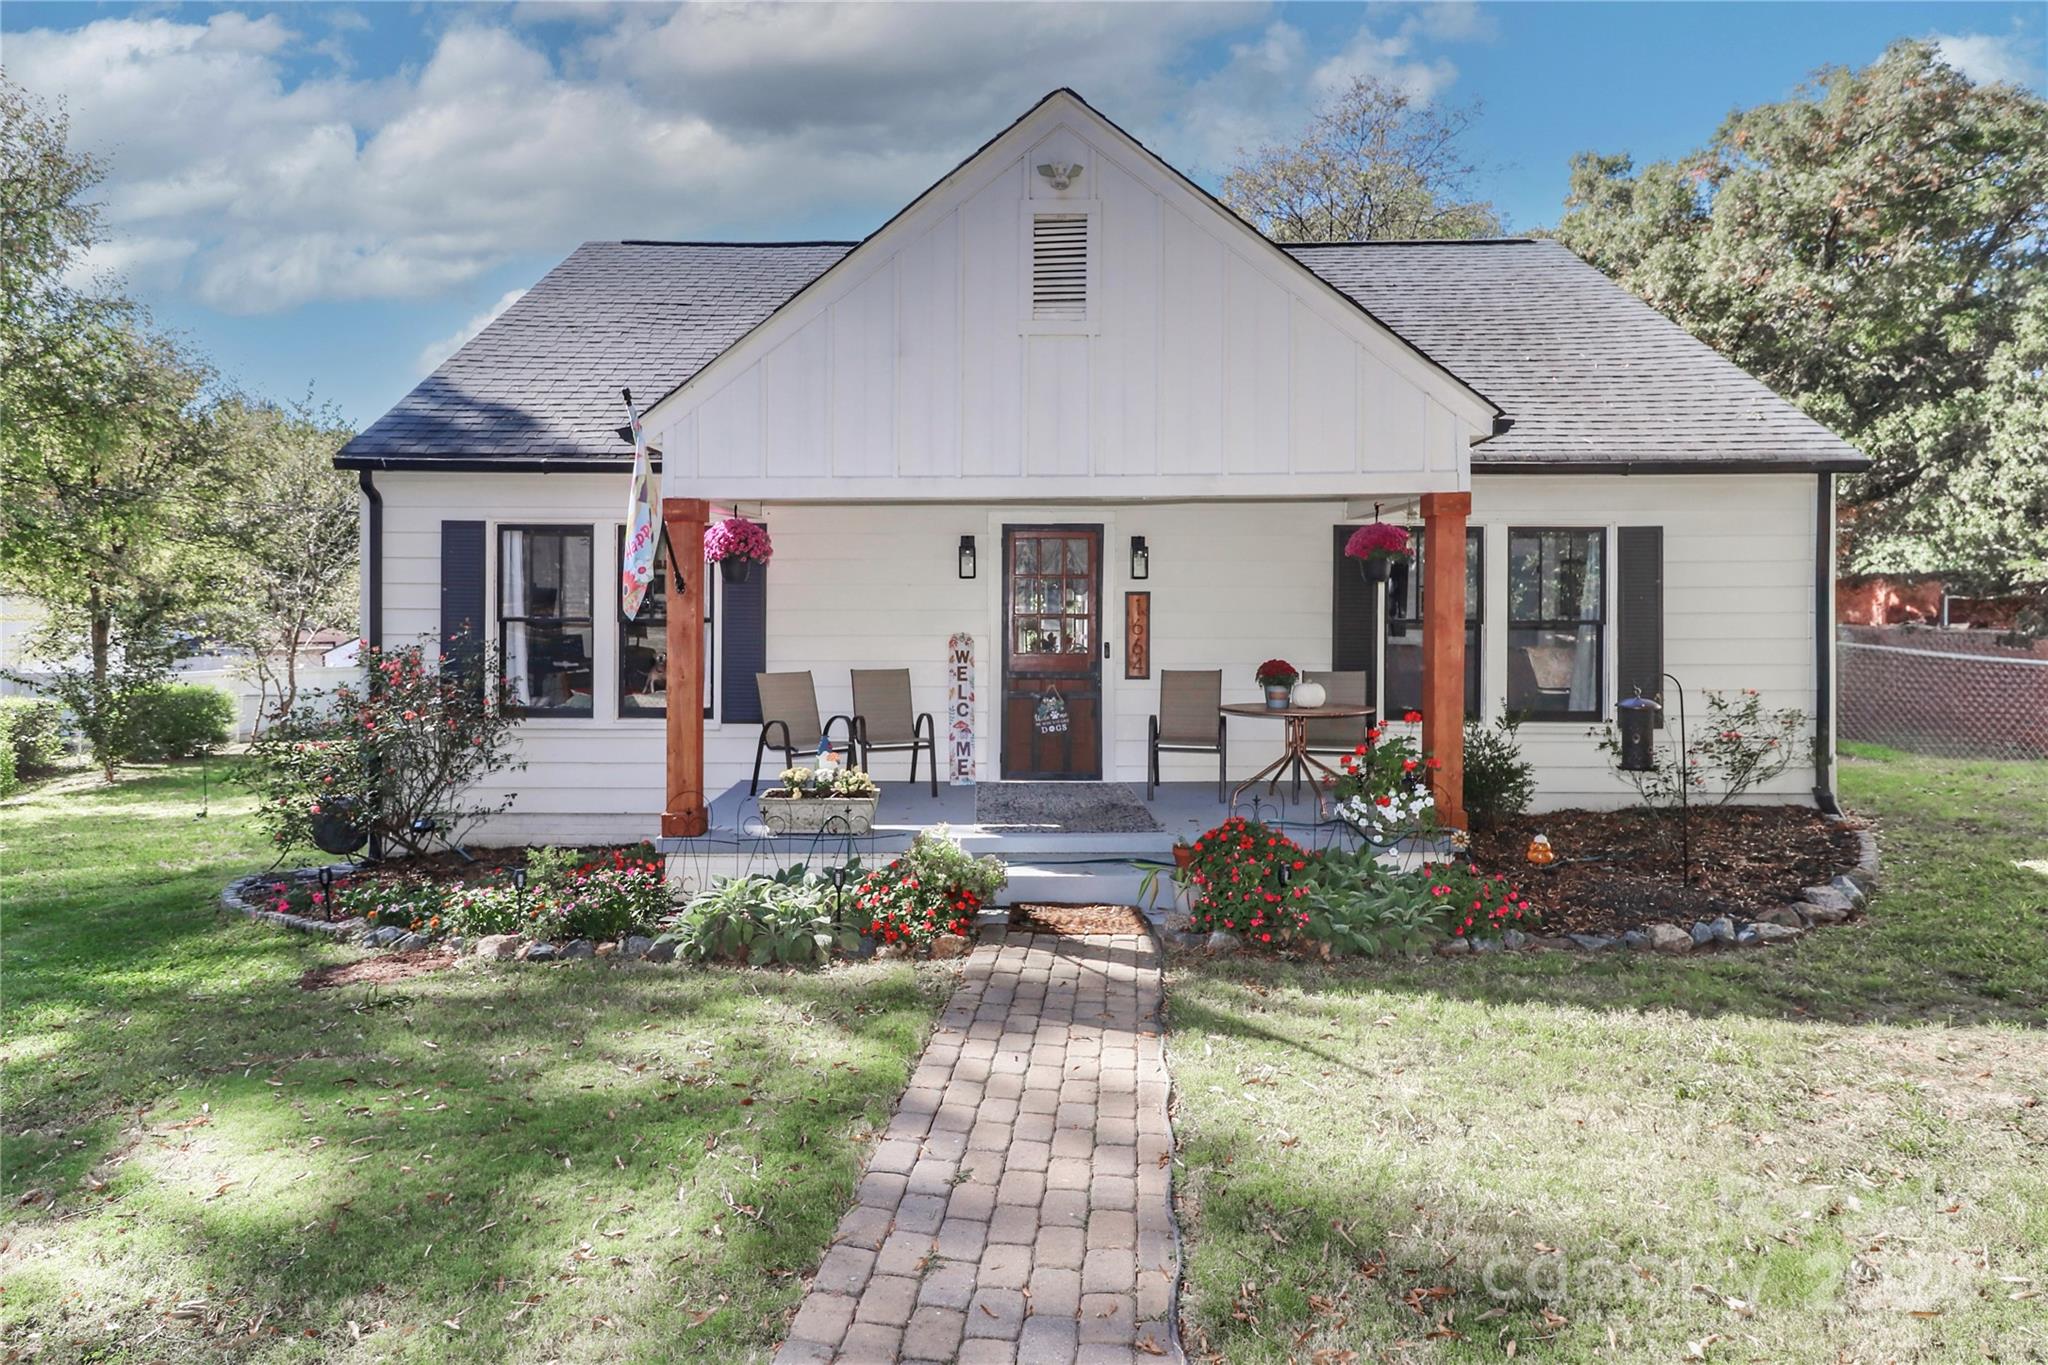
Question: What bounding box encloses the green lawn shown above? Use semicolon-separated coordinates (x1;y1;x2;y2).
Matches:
1;764;946;1363
1168;750;2048;1362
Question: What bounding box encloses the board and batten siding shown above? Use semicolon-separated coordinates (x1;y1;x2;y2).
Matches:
363;470;1826;843
648;100;1492;505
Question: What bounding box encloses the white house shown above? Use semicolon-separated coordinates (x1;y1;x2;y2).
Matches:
336;90;1866;849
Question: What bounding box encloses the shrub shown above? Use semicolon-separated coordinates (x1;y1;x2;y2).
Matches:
679;874;857;967
523;844;671;939
851;829;1004;950
1419;858;1534;942
1592;687;1807;808
1463;714;1536;829
123;683;235;760
0;697;68;791
244;640;526;857
1183;816;1312;945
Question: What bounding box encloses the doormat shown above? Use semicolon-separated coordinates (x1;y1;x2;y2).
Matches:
1010;902;1150;935
975;782;1163;834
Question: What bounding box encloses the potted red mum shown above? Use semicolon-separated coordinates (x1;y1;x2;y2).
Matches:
1344;522;1412;583
1254;658;1298;710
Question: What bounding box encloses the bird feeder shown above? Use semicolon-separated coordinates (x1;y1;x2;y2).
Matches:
1616;694;1661;772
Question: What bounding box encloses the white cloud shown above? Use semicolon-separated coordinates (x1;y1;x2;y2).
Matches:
416;288;528;375
6;2;1486;315
1928;31;2043;88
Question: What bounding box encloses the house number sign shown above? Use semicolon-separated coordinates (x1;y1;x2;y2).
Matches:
947;632;975;785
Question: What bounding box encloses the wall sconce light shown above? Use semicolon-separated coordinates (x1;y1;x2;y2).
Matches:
958;535;977;580
1130;535;1149;581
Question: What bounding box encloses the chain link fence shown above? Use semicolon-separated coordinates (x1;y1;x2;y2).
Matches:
1839;628;2048;760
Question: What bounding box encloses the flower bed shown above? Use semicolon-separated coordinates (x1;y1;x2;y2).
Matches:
1179;805;1877;960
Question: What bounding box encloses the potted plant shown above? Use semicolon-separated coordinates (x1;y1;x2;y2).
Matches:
1344;522;1412;583
704;516;773;584
759;765;881;835
1254;659;1299;710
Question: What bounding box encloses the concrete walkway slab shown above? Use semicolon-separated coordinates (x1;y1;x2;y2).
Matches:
775;929;1177;1364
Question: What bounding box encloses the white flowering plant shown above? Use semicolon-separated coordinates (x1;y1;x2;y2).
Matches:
1328;711;1444;843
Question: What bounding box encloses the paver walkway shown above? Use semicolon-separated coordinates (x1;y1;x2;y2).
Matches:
775;928;1177;1364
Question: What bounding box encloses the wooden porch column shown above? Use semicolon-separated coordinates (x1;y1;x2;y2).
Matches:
1418;491;1470;831
661;498;711;837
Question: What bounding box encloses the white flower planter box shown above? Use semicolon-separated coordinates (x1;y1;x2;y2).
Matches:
758;792;879;836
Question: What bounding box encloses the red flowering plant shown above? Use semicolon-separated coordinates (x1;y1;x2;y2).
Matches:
1328;710;1442;842
244;639;526;858
1343;522;1412;566
1254;659;1300;688
850;828;1007;951
1419;858;1534;941
1183;816;1313;947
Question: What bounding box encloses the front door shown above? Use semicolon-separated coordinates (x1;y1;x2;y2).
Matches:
1001;524;1103;779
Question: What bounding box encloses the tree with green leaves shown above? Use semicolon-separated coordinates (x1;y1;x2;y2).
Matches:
1554;40;2048;595
1222;75;1502;243
205;396;360;730
1;76;231;777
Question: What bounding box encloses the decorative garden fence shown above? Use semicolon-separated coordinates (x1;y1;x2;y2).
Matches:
1838;629;2048;760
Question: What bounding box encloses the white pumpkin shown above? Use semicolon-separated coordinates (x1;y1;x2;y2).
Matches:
1291;680;1327;709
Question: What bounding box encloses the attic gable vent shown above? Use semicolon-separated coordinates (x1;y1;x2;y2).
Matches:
1031;213;1089;320
1020;201;1098;334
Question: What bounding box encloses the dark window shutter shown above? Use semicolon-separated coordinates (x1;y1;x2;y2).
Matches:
721;563;767;724
1616;525;1664;724
439;520;486;692
1332;526;1378;696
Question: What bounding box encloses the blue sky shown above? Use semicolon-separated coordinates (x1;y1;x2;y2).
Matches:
6;1;2043;429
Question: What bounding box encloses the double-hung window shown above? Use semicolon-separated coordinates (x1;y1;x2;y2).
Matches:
1384;527;1483;719
499;526;594;717
616;528;715;719
1506;528;1605;720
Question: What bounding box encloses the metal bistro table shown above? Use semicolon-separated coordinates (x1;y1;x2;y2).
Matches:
1220;701;1377;814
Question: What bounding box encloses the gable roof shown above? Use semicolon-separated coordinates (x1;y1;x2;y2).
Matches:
1288;237;1867;472
339;241;852;466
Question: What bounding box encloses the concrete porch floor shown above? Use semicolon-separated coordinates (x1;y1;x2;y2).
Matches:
657;779;1371;908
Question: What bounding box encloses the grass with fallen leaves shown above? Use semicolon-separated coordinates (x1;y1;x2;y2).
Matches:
1168;749;2048;1362
1;763;947;1362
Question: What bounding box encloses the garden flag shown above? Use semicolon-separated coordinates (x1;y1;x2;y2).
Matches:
619;387;658;619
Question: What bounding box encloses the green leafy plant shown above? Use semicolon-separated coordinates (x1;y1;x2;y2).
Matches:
1294;846;1444;957
679;874;857;967
440;883;554;939
334;878;448;937
1462;714;1536;829
1592;688;1806;809
1419;858;1534;942
243;640;526;857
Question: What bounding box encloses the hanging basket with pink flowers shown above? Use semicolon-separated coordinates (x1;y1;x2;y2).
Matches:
1343;522;1412;583
703;517;773;583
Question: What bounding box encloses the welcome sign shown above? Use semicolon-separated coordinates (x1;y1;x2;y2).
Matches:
947;632;975;785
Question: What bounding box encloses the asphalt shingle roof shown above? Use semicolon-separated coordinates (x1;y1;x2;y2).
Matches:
1289;237;1866;470
340;241;854;464
339;235;1866;472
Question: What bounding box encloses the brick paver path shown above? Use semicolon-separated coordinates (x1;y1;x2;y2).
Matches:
775;929;1177;1364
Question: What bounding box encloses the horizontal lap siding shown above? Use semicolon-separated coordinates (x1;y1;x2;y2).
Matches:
371;470;1822;842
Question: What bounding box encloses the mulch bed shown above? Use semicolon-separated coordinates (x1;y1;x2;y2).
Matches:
1009;902;1152;936
298;948;459;990
1468;805;1864;935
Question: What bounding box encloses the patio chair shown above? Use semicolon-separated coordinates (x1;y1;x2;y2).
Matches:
1148;669;1227;803
1301;668;1373;758
851;667;938;797
751;671;858;795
